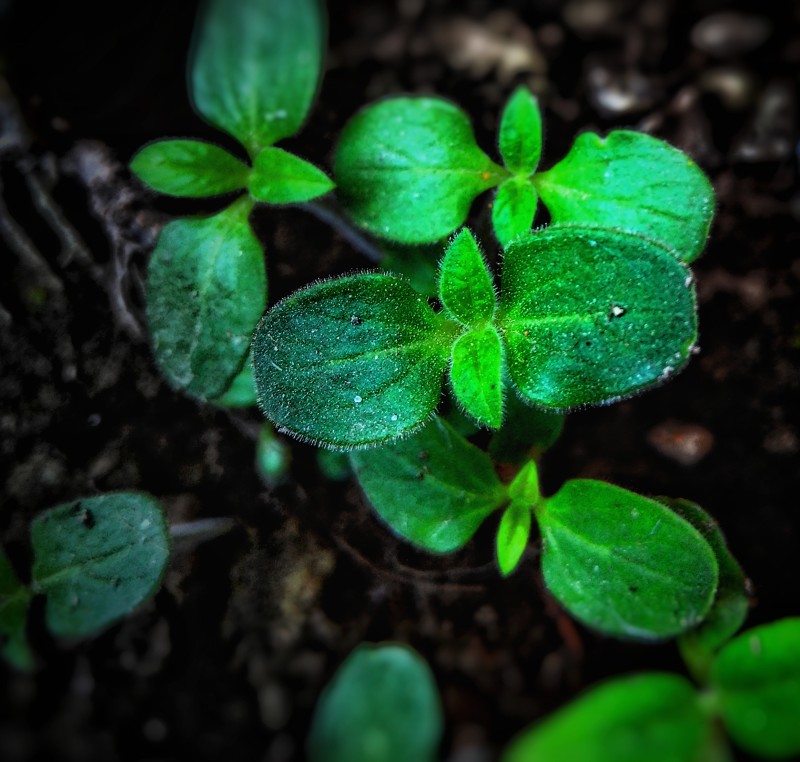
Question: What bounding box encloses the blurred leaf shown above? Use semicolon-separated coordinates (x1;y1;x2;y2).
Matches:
498;86;543;175
248;147;334;204
496;500;532;576
488;395;564;465
0;549;34;670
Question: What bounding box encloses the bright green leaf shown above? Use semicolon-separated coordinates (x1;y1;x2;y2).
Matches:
534;131;715;263
252;273;454;449
0;548;34;670
31;493;170;639
498;86;543;175
491;178;538;248
130;139;249;198
190;0;324;156
350;417;506;553
508;460;540;506
449;326;504;429
503;673;714;762
146;197;266;400
308;643;443;762
488;395;564;465
496;501;531;577
255;424;291;487
334;97;505;243
248;146;334;204
438;228;496;325
537;480;718;640
499;225;697;411
712;618;800;759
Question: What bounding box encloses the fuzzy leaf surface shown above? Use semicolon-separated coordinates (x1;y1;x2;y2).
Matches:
146;197;265;400
499;225;697;411
308;643;442;762
335;97;504;243
503;673;713;762
537;480;718;640
496;501;531;576
498;86;543;175
190;0;324;155
130;139;249;197
31;493;170;639
712;618;800;759
248;147;334;204
0;549;33;669
438;228;495;326
534;131;714;262
449;326;504;429
350;417;506;552
253;274;452;449
492;178;538;248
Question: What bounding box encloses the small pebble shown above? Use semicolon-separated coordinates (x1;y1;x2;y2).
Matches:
691;12;771;58
647;420;714;466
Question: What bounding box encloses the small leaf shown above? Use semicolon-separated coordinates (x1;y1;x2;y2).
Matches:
0;548;34;670
449;325;504;429
130;139;249;197
212;354;258;408
31;493;170;639
248;147;334;204
491;178;538;248
190;0;324;155
253;273;453;449
503;673;714;762
255;424;291;488
536;480;718;640
496;501;532;576
489;395;564;465
335;97;505;243
499;225;697;411
499;86;543;175
534;130;715;263
308;643;443;762
507;460;540;506
350;417;506;553
146;197;266;400
712;618;800;759
438;228;496;326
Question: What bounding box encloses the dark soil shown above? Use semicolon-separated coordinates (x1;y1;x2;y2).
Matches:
1;1;798;761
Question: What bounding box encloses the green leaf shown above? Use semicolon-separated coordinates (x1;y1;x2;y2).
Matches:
308;643;443;762
503;673;714;762
190;0;325;156
449;326;504;429
534;131;715;263
248;146;334;204
146;197;266;400
0;548;34;670
508;460;540;506
350;417;506;553
536;480;718;640
498;225;697;411
498;86;543;175
712;618;800;759
31;493;170;639
334;97;505;243
496;501;532;576
491;178;538;248
130;139;249;198
212;353;258;408
488;395;564;465
253;273;453;449
380;242;440;298
438;228;496;326
255;424;291;487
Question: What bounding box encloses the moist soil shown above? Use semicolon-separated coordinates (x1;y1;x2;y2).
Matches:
1;1;798;761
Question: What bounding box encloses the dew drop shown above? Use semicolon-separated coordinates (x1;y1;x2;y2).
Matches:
353;395;363;404
390;414;398;421
610;304;626;318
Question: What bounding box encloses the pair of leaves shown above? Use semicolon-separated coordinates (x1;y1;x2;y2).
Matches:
335;86;714;257
504;618;800;761
253;224;697;448
0;493;170;668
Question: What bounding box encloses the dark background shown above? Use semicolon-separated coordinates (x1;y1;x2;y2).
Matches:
1;1;798;760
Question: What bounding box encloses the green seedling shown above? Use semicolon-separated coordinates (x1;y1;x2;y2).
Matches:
0;493;170;669
130;0;331;402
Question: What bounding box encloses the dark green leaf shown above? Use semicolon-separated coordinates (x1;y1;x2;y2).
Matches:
488;395;564;465
253;273;454;449
499;225;697;411
496;501;531;576
534;131;715;263
308;643;443;762
212;354;258;408
712;618;800;759
350;417;506;552
130;139;249;197
498;86;543;175
335;97;505;243
438;228;496;326
449;326;504;429
537;480;718;640
380;242;440;298
31;493;170;639
491;178;538;248
248;147;334;204
503;673;714;762
0;549;34;670
190;0;324;155
146;197;266;400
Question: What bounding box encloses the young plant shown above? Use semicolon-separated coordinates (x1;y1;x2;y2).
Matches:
130;0;332;402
